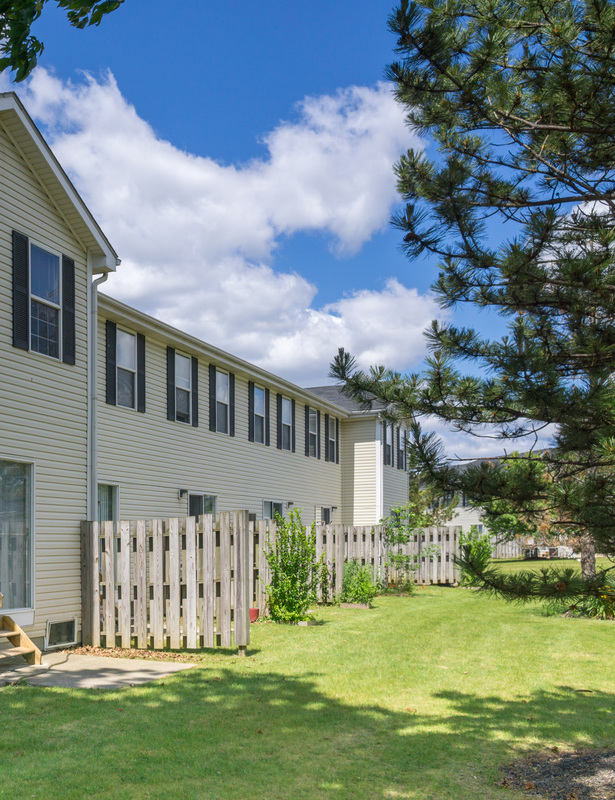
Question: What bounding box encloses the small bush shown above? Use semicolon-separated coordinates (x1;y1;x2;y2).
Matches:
563;575;615;619
265;509;318;622
340;560;380;605
458;525;493;586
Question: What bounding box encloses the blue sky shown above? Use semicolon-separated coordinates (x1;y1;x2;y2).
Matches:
1;0;529;458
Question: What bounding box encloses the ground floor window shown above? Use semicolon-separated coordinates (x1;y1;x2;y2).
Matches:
188;493;217;517
263;500;284;520
321;507;332;524
98;484;118;524
0;460;32;610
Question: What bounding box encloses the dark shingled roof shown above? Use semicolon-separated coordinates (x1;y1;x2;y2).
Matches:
305;385;385;414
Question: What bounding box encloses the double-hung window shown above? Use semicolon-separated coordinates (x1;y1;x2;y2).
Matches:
305;407;319;458
383;422;393;466
12;231;76;364
248;382;269;444
209;365;235;435
167;347;198;426
277;395;294;451
30;244;61;359
253;386;265;443
324;415;339;463
175;353;192;423
188;493;217;517
397;428;406;471
105;322;146;412
116;330;137;409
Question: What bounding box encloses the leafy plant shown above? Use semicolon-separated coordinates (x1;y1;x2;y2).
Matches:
264;509;318;622
457;526;493;587
339;559;380;605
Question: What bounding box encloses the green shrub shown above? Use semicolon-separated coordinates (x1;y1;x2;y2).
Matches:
458;525;493;586
340;559;380;605
562;575;615;619
265;509;318;622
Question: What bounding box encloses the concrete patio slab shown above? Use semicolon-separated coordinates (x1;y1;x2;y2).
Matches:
0;652;196;689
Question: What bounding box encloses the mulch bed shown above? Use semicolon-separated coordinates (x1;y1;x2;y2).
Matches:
64;645;198;663
501;748;615;799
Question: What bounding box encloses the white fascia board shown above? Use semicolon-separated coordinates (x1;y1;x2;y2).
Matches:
0;92;119;273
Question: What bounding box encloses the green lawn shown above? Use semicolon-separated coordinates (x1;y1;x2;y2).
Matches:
2;587;614;800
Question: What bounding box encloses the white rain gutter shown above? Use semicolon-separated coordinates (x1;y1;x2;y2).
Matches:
87;267;109;521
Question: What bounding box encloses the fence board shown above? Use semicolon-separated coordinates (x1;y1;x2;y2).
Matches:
135;519;147;648
119;520;131;648
186;515;198;649
219;512;232;647
234;511;250;649
202;513;215;648
151;519;164;649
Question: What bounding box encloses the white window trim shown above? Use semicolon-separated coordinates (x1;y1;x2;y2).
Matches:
0;455;35;617
328;421;336;462
28;239;62;360
116;329;137;410
281;396;292;451
263;500;284;520
175;351;192;424
253;385;266;444
216;370;230;434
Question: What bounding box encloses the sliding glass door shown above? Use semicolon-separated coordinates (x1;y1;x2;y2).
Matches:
0;460;32;610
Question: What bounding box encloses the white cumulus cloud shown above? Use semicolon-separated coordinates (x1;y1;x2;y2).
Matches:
7;68;443;384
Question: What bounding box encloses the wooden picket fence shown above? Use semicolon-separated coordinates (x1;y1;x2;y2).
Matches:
80;514;525;651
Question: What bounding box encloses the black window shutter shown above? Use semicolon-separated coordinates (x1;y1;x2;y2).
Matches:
12;231;29;351
105;320;117;406
248;382;255;442
304;405;310;456
136;333;146;413
61;256;75;365
191;356;199;427
229;372;235;437
336;418;340;464
167;346;175;421
276;393;282;449
317;410;321;459
209;364;216;431
324;414;330;462
265;388;270;446
291;399;296;452
396;427;401;469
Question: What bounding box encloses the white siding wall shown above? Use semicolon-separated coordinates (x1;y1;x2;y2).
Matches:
97;312;343;524
382;458;409;521
0;121;89;642
451;504;484;531
341;416;380;525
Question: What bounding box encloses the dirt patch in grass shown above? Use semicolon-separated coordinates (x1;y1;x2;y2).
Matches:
502;748;615;799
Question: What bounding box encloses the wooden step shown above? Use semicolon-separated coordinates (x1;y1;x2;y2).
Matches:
0;630;19;639
0;646;37;660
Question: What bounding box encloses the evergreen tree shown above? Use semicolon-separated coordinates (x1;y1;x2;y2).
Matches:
331;0;615;605
0;1;124;81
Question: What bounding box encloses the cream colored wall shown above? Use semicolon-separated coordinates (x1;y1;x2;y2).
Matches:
0;121;89;642
340;416;381;525
97;311;343;525
450;504;484;531
382;458;409;520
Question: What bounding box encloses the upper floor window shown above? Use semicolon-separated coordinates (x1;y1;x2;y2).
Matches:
324;414;339;463
12;231;76;365
30;244;61;358
167;347;198;426
175;353;192;423
208;365;235;436
383;422;393;466
305;407;319;458
105;321;146;412
248;382;269;445
116;329;136;409
277;395;295;451
397;428;406;471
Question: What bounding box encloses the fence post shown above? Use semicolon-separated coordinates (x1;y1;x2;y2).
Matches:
234;510;251;655
80;521;100;647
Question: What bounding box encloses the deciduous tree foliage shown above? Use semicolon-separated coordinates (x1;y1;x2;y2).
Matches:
0;1;124;81
331;0;615;605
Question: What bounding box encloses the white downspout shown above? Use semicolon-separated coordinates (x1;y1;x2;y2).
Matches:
87;266;108;521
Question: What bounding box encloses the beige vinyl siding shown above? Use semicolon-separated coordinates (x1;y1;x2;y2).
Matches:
382;455;409;520
0;122;89;642
97;314;342;525
341;416;380;525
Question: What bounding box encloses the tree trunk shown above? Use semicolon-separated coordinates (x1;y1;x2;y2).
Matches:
580;533;596;581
